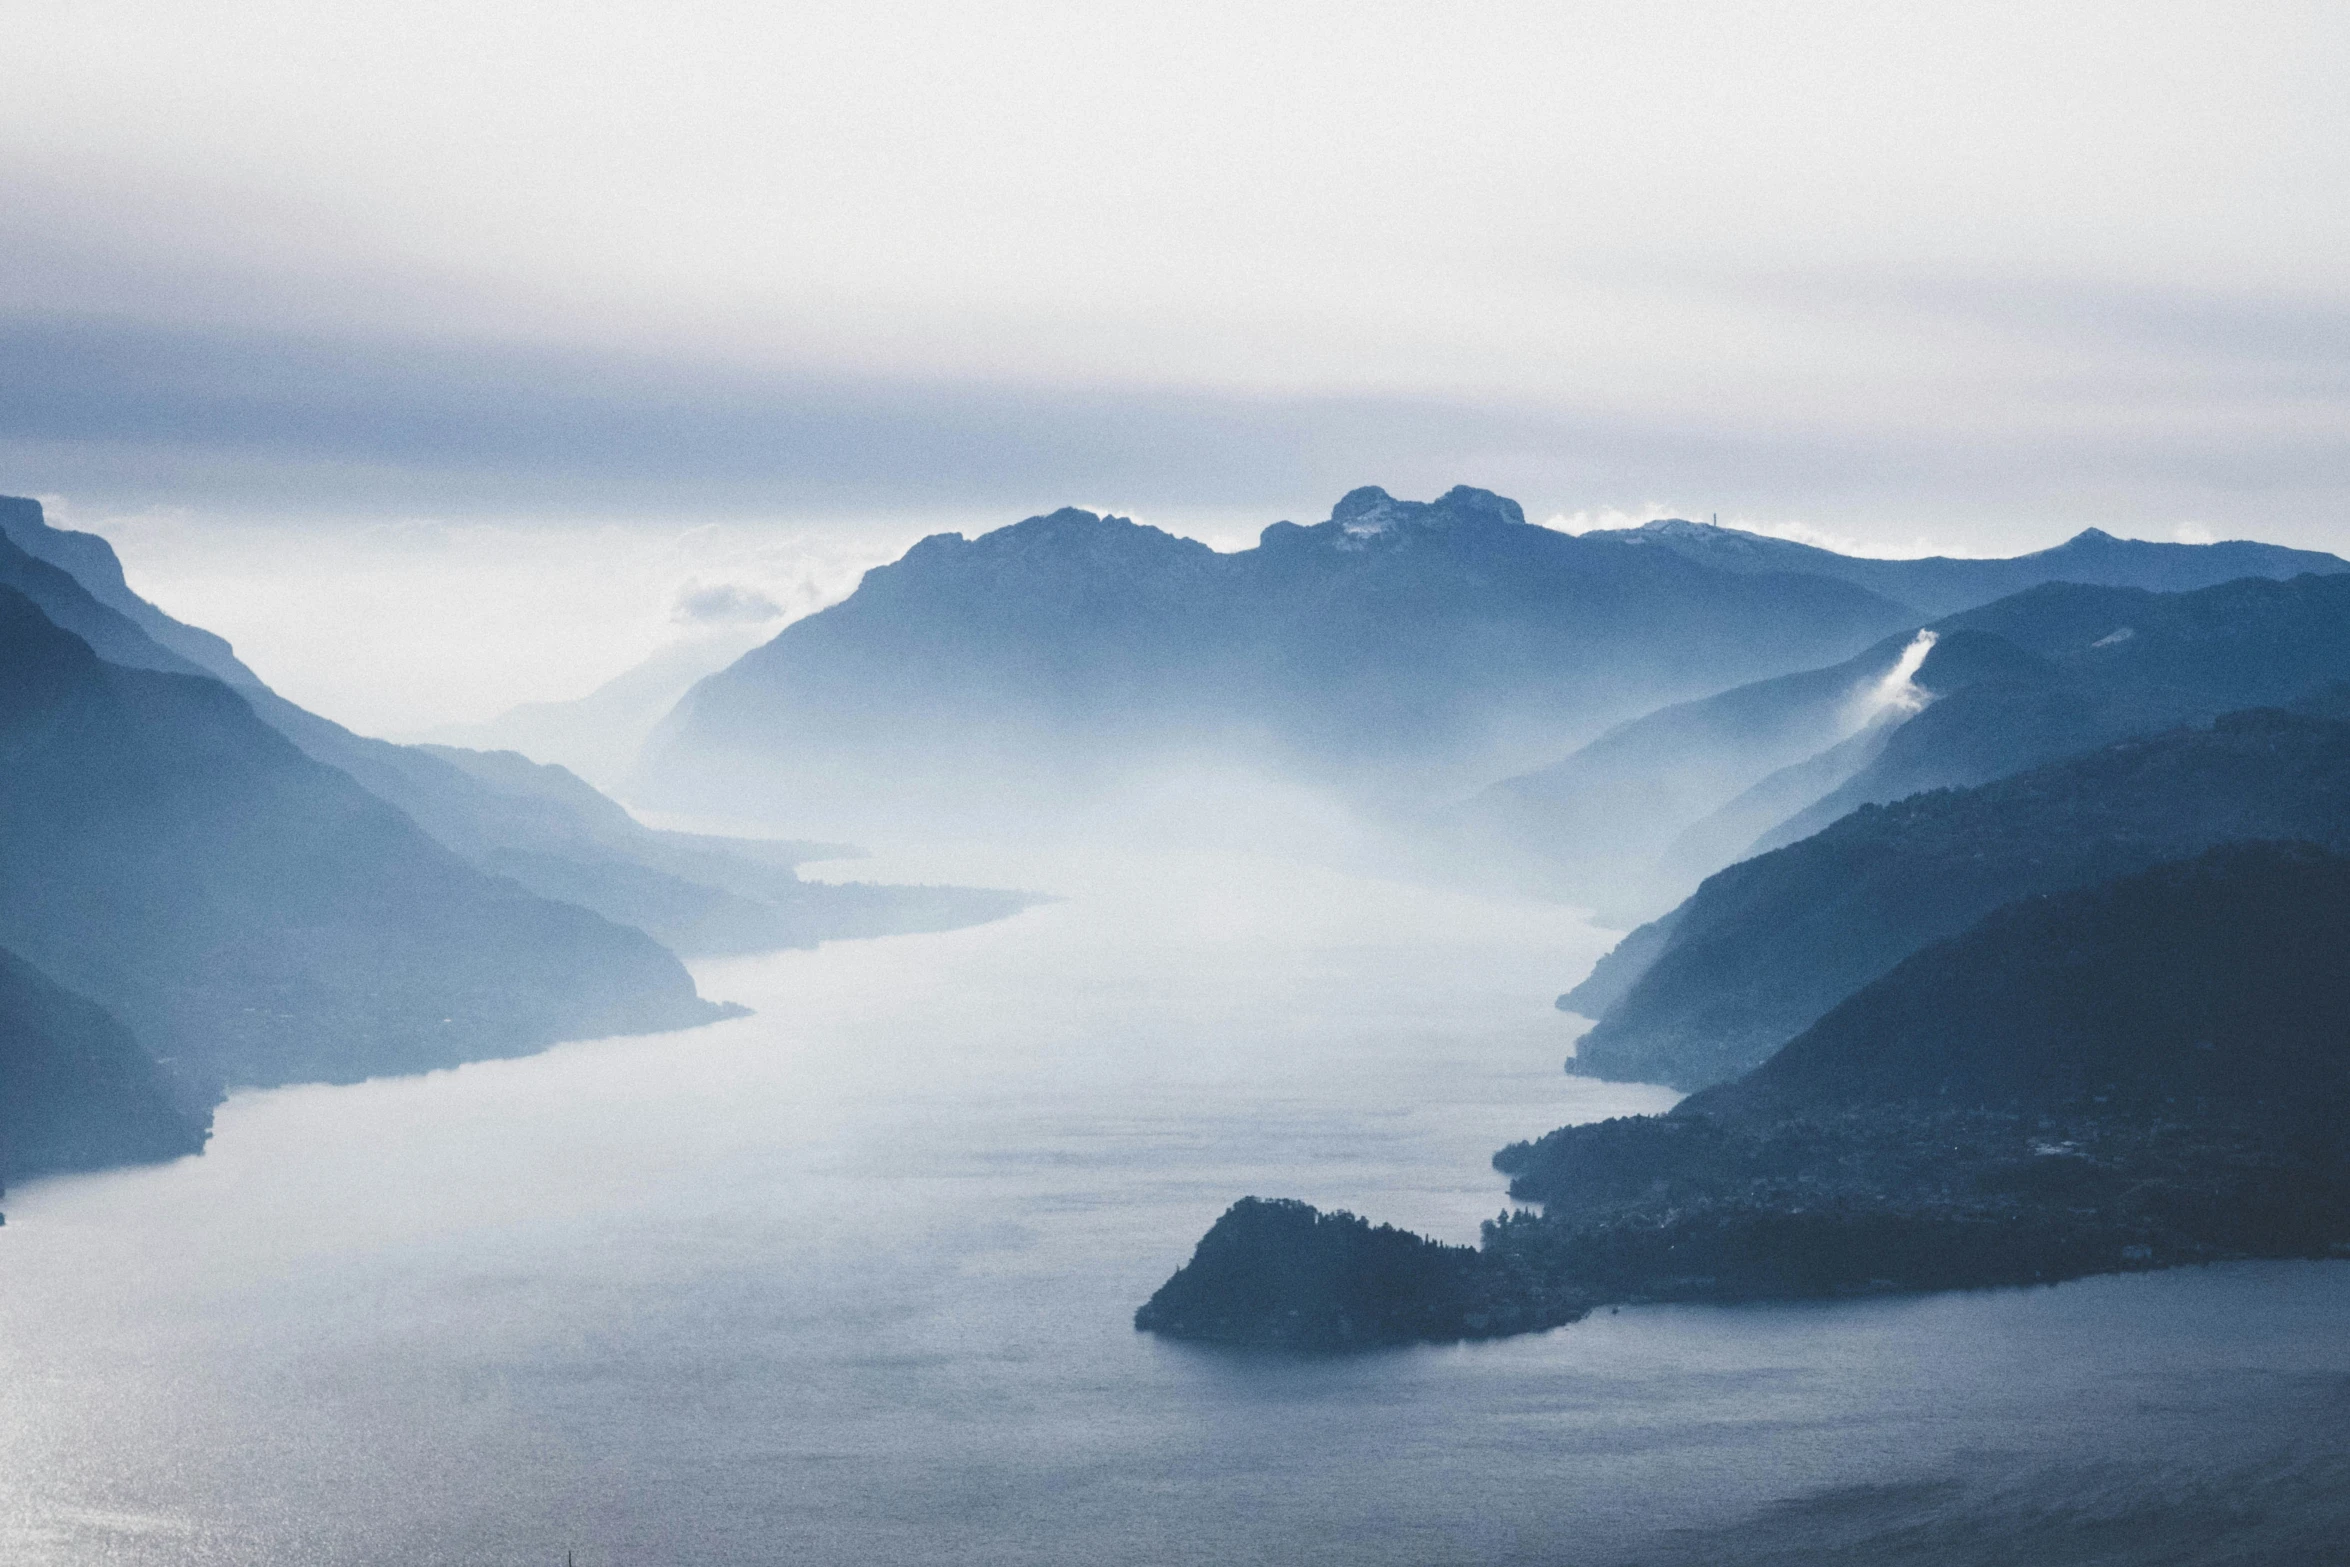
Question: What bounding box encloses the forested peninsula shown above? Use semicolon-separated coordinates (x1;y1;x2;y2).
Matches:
1138;842;2350;1348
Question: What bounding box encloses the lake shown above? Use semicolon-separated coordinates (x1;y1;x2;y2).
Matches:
2;847;2345;1566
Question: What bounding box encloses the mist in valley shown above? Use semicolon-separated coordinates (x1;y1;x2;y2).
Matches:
8;482;2350;1564
10;6;2350;1564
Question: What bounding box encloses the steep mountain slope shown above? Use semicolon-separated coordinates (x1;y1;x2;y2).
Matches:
1491;844;2350;1307
0;495;262;687
1522;841;2350;1214
411;631;763;789
642;487;1918;828
1647;719;1900;896
1762;574;2350;849
253;699;1032;955
0;495;1030;958
0;945;208;1184
1485;571;2350;918
1589;517;2346;618
412;744;1034;954
1459;629;1937;915
1;515;221;680
1566;708;2350;1089
1687;839;2350;1123
0;585;730;1088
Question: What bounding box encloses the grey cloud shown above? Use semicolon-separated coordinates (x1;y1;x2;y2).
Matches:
0;311;1734;514
3;308;2348;550
671;582;784;624
1768;268;2350;381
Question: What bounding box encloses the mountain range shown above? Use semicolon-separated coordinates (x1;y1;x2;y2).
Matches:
1755;573;2350;852
0;497;1031;965
18;478;2350;1306
1587;516;2346;618
1482;550;2350;919
1564;705;2350;1090
0;582;730;1091
638;487;1922;831
0;494;1033;1188
1134;512;2350;1345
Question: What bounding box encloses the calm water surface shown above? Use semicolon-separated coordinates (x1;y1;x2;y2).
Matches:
2;848;2345;1566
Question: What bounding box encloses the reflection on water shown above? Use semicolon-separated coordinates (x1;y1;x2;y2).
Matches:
0;849;2343;1566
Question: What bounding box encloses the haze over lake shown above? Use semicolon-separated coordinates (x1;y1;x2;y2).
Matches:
10;9;2350;1562
4;845;2343;1566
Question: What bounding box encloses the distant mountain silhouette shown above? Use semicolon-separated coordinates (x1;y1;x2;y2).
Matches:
0;495;263;687
1462;629;1937;917
0;495;1033;964
0;489;1044;1190
1566;708;2350;1089
1486;569;2350;917
1587;517;2346;618
408;744;1035;954
411;632;764;790
0;944;208;1185
1760;573;2350;851
0;583;732;1089
254;694;1034;958
641;487;1919;828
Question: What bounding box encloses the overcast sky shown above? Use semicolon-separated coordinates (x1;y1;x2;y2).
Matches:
6;2;2345;539
6;3;2348;725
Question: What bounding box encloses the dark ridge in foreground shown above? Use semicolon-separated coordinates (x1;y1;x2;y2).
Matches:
1139;843;2350;1348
